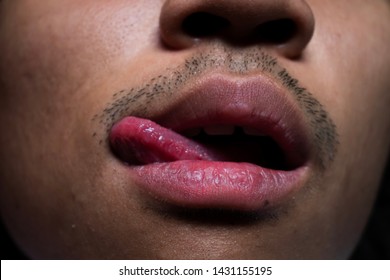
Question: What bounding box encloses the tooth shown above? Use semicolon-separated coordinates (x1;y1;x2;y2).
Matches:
243;127;266;136
183;128;202;137
204;125;235;135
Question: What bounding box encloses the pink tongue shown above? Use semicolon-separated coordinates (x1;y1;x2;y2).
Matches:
110;116;215;164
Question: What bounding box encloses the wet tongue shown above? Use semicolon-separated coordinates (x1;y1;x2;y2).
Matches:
110;116;216;165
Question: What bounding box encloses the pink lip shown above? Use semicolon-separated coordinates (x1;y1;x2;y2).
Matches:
110;74;311;211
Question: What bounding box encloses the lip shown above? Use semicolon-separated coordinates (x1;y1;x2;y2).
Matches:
110;74;312;211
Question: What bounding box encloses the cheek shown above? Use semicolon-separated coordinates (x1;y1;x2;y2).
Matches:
0;0;164;175
287;1;390;257
1;1;160;89
0;0;163;258
306;0;390;172
328;6;390;256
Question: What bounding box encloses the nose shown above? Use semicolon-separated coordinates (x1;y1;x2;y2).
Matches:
159;0;315;58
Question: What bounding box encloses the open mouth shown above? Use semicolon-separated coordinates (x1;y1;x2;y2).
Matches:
182;125;292;170
109;75;311;211
111;118;302;171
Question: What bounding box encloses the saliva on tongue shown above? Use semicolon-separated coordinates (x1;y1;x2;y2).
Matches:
110;116;217;165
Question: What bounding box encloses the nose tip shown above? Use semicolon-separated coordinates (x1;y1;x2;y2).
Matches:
159;0;315;58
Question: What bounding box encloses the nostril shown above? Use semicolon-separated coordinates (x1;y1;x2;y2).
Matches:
254;19;297;44
182;12;230;38
160;0;315;56
182;14;297;44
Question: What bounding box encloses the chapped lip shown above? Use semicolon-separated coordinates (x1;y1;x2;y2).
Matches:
109;73;312;211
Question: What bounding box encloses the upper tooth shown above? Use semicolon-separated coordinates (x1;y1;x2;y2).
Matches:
204;125;235;135
243;127;266;136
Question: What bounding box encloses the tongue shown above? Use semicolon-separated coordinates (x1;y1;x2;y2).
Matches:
110;116;217;164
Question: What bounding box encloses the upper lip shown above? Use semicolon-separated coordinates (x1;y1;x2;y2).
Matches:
138;72;312;169
108;72;314;211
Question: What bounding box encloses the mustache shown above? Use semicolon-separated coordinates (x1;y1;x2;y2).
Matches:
94;45;339;169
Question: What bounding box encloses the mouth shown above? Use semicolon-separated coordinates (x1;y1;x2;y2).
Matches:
109;74;311;211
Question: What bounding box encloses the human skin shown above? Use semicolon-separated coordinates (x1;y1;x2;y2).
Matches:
0;0;389;259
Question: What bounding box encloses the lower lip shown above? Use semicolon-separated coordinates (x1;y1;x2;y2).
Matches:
128;160;307;211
